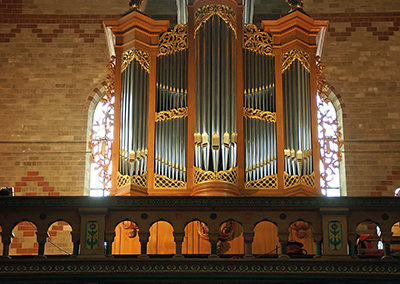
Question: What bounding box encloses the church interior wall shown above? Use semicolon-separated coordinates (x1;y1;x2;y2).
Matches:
1;0;400;197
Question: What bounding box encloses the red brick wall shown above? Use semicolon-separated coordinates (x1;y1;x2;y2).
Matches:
0;0;400;196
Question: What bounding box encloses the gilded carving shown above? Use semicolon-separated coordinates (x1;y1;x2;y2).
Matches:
284;172;315;188
195;4;237;38
156;107;188;122
158;24;188;56
243;107;276;123
121;48;150;73
243;24;273;56
282;49;310;73
155;174;186;188
194;167;238;185
245;174;278;189
117;171;147;188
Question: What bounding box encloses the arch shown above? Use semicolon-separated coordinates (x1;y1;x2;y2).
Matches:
147;221;175;255
218;220;244;255
288;220;314;255
182;220;211;255
10;221;38;256
390;221;400;256
112;220;140;255
317;85;346;196
86;85;114;197
44;221;73;255
355;220;383;257
253;220;279;256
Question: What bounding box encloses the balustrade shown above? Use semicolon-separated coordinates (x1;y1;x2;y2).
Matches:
0;196;399;260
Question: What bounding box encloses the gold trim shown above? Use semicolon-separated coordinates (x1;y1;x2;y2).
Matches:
156;107;188;122
155;174;186;188
117;171;147;188
282;49;310;73
121;48;150;73
284;172;315;189
243;24;273;56
194;167;238;185
194;4;237;38
245;174;278;189
158;24;188;56
243;107;276;123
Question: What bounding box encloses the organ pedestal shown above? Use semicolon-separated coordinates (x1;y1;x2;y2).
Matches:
105;0;328;197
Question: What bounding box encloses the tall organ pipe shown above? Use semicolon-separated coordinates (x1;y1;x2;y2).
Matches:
243;50;277;182
283;59;313;176
119;59;149;176
195;15;236;172
154;49;187;182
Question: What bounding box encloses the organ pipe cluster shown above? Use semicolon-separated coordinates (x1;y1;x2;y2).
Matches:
283;60;313;176
119;59;149;176
244;50;277;182
194;15;237;172
155;50;188;181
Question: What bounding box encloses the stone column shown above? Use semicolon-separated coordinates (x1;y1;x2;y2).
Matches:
278;231;289;259
1;230;12;258
138;231;150;258
208;232;219;258
36;231;48;257
104;231;116;257
71;231;80;256
243;231;254;258
173;231;185;258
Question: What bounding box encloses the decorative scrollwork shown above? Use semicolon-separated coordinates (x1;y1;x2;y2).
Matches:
88;57;115;193
316;57;329;102
121;48;150;73
286;0;304;10
245;174;278;189
155;174;186;188
284;172;315;189
195;4;237;38
243;24;273;56
117;171;147;188
194;167;238;185
282;49;310;73
156;107;188;122
158;24;187;56
243;107;276;123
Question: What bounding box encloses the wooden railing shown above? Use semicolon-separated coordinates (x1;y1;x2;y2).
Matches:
0;196;399;258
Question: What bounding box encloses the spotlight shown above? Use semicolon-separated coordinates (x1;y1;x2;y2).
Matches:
0;187;14;196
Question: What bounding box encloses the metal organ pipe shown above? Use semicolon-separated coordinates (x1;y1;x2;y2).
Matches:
283;59;313;176
154;48;187;182
243;49;276;183
195;15;237;173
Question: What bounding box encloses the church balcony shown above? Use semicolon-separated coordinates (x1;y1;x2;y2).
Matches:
0;196;399;282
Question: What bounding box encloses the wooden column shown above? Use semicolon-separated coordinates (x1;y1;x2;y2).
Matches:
186;5;196;191
274;49;285;194
235;4;245;192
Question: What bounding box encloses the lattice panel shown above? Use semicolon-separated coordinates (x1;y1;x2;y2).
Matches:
245;174;278;189
117;172;148;188
155;174;186;189
284;172;315;189
194;167;238;185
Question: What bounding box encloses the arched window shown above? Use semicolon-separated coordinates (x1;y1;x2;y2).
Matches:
317;85;345;196
88;58;115;197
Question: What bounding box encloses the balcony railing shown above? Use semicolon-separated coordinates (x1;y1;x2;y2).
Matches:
0;196;399;281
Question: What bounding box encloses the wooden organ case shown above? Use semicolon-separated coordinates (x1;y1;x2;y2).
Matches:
105;0;329;197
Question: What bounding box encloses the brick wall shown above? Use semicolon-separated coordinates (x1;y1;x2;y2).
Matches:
1;0;400;196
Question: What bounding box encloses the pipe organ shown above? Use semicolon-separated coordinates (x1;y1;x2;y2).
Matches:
105;0;329;197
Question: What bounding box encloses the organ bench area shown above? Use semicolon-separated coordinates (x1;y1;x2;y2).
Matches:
104;0;329;198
